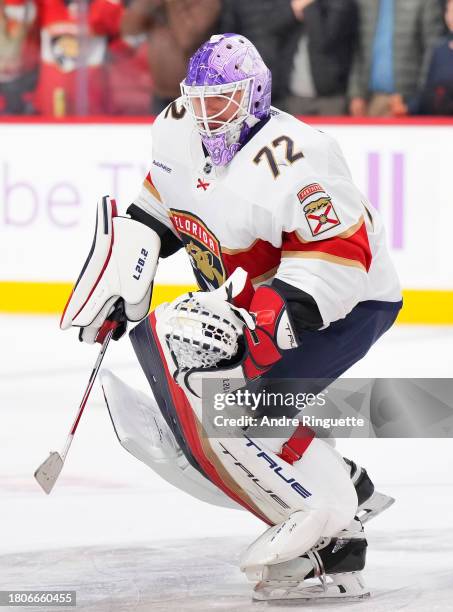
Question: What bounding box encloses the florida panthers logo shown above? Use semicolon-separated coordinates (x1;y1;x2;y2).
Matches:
169;210;226;290
50;34;80;72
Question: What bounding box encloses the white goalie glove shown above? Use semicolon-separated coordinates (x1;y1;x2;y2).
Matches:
164;296;244;371
60;196;161;343
161;268;253;372
162;267;297;385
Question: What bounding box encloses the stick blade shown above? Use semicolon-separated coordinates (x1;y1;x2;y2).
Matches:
34;452;64;494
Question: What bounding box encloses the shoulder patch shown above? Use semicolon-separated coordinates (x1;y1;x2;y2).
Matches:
297;183;325;204
297;184;341;237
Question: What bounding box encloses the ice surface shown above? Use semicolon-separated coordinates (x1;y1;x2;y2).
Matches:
1;316;453;611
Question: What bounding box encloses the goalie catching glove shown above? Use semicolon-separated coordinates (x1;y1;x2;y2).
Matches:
164;268;299;381
60;196;160;343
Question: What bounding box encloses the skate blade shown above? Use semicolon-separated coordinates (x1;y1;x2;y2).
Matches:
253;590;371;603
34;452;63;494
253;580;371;603
358;491;395;524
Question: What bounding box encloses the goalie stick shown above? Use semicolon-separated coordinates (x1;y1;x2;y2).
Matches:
34;301;124;494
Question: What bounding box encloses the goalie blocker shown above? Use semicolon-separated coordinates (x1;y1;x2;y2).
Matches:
60;196;161;343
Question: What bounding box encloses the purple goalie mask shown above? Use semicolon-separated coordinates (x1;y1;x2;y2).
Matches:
181;33;272;166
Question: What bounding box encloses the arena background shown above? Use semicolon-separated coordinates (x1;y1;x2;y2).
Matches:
1;116;453;323
1;115;453;611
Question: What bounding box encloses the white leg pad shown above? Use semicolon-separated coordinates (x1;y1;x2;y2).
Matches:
100;369;243;510
240;508;329;571
235;436;358;573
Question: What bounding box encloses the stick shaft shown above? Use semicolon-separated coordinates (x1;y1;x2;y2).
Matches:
61;329;114;460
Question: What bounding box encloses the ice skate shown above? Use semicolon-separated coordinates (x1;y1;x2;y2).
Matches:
249;520;370;602
358;489;395;524
345;457;395;524
253;571;370;602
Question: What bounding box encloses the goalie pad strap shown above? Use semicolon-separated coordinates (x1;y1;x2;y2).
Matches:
278;425;315;465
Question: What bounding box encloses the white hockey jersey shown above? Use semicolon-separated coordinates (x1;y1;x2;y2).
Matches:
132;99;402;327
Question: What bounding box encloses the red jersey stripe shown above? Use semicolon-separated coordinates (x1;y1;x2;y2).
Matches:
221;239;281;284
282;217;372;272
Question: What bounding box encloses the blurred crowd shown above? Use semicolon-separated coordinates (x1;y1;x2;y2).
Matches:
1;0;452;117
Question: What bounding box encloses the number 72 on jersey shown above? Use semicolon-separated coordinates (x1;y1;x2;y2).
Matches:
253;135;304;179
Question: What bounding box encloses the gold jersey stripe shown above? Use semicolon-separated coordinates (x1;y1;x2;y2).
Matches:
282;250;367;272
336;215;365;239
143;177;163;203
251;266;279;285
294;215;365;244
221;239;259;255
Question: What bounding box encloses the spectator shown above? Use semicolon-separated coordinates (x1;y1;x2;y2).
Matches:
220;0;300;107
107;36;153;115
0;0;39;115
34;0;125;117
348;0;444;117
121;0;221;114
285;0;358;115
415;0;453;114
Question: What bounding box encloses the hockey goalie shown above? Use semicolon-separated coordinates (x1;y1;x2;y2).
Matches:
60;34;403;602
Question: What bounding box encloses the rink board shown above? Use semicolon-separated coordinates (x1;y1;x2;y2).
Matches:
0;281;452;324
1;118;452;323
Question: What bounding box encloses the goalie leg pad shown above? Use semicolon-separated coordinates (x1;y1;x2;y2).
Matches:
213;433;357;536
129;311;201;474
129;309;274;524
130;307;357;531
100;369;241;510
101;368;182;464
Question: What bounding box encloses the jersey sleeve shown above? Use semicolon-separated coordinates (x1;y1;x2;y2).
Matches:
128;171;182;258
128;112;183;258
274;167;372;327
